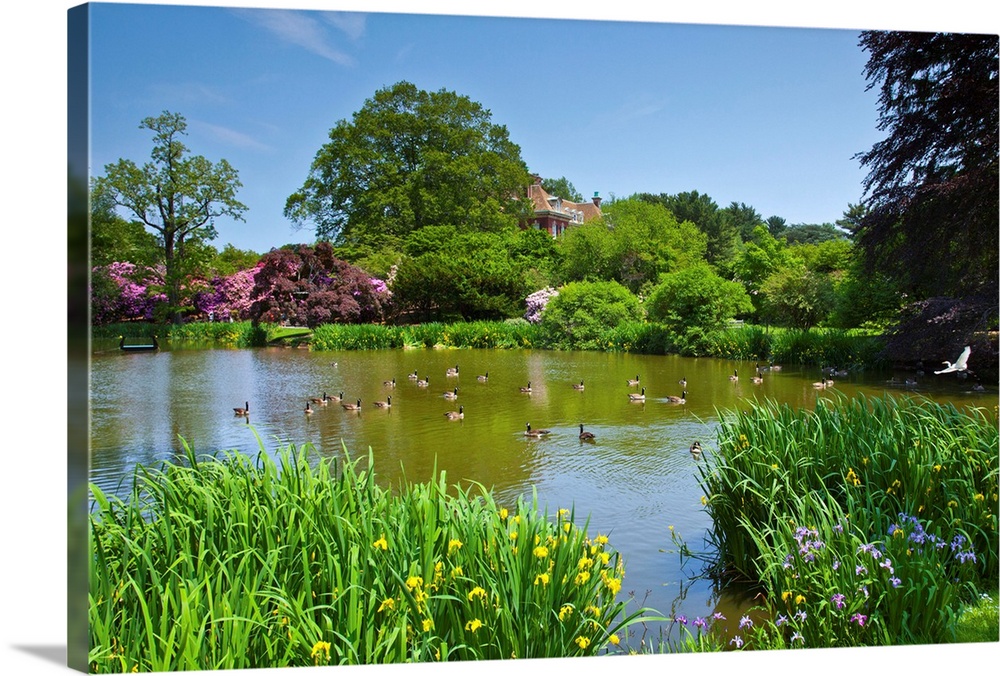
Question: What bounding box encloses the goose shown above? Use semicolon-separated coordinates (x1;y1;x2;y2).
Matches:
477;372;489;382
729;369;739;382
373;396;391;409
690;441;703;459
304;401;314;415
233;401;249;417
972;382;985;392
408;370;420;380
445;405;464;420
328;392;344;402
629;387;646;402
578;424;596;441
812;377;828;389
443;388;459;400
572;380;585;390
446;365;460;377
417;376;430;388
678;377;687;387
768;361;782;372
751;370;763;385
310;392;330;406
627;375;641;387
524;422;551;437
519;382;532;393
342;399;363;411
666;390;687;404
934;346;971;374
383;378;396;388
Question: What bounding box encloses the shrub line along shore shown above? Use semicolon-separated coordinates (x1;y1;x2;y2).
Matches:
94;320;890;371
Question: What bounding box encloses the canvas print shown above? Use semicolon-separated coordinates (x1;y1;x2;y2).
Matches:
68;1;999;673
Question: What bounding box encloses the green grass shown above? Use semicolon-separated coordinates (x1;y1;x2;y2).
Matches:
953;590;1000;643
88;440;657;671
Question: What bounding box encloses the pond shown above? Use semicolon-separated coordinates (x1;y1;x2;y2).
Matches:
89;342;993;641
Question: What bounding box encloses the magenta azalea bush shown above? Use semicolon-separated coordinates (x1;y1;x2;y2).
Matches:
91;261;168;324
192;265;261;321
92;243;390;327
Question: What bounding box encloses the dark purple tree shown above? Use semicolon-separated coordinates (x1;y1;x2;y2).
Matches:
855;31;998;372
855;31;997;305
248;243;389;327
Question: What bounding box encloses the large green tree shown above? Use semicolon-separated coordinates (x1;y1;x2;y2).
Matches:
782;223;849;246
94;111;247;323
285;81;531;247
390;226;536;322
855;31;998;303
557;198;706;294
541;176;583;202
636;191;741;270
723;201;765;242
731;225;793;317
89;182;160;267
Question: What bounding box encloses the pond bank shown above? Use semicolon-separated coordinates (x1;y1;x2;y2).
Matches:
93;319;901;373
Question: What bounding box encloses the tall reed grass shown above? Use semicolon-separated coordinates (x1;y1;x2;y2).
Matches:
93;319;890;372
704;325;887;368
92;321;269;348
695;393;998;648
88;441;655;671
310;320;544;351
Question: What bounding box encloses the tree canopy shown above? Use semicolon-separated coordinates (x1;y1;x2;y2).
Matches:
94;111;247;322
285;81;531;247
556;198;706;294
855;31;998;302
541;176;583;202
854;30;998;365
635;191;741;269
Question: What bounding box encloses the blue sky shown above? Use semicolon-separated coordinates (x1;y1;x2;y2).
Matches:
83;1;936;255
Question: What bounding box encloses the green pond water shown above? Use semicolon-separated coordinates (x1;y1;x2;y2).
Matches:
89;343;994;640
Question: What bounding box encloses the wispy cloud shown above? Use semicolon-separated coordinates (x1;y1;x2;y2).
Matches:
611;97;666;124
191;119;273;153
235;8;357;66
323;12;366;41
148;82;231;107
584;95;668;135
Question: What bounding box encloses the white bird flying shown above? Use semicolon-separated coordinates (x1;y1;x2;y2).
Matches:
934;346;971;374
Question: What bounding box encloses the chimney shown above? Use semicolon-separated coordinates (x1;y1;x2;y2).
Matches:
592;192;602;208
532;174;543;186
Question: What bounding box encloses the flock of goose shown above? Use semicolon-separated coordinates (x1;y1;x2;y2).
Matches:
229;347;981;463
231;363;709;457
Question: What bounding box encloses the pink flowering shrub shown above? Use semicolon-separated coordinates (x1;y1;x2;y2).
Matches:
91;261;168;324
192;265;261;321
524;287;559;323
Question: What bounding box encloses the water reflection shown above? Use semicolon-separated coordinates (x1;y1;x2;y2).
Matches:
89;343;995;641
